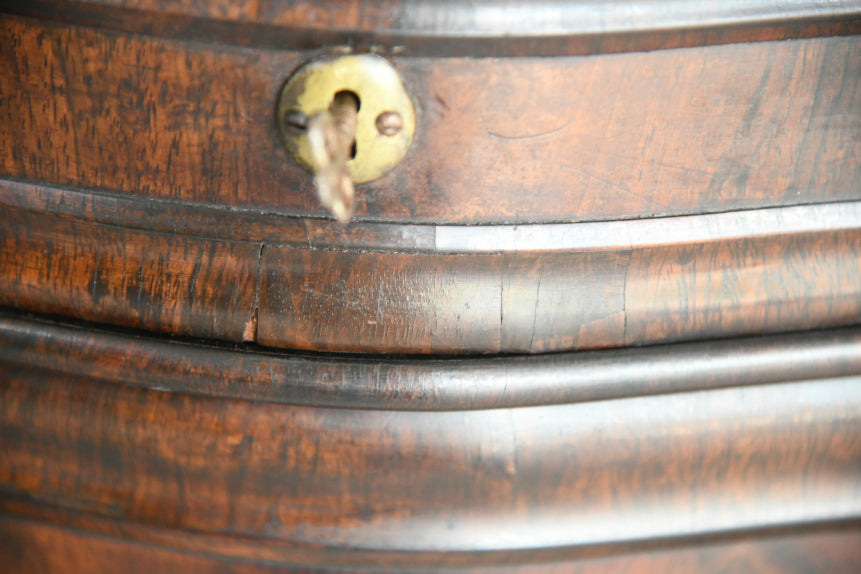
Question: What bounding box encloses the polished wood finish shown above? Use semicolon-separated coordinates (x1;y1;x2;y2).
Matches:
2;338;859;567
4;0;860;56
0;177;312;245
2;2;859;571
5;311;859;410
3;197;858;353
5;177;859;253
1;16;858;224
0;207;260;342
258;228;861;353
3;512;860;573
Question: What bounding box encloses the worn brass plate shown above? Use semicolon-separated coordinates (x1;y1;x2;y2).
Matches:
277;54;416;185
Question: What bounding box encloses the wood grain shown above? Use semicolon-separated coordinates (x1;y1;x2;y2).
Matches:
3;307;860;410
2;511;860;573
258;230;861;353
0;367;861;567
0;207;260;341
1;365;859;567
1;16;858;224
257;247;630;353
2;6;860;572
259;248;507;353
4;177;859;253
0;177;312;245
3;198;857;354
3;0;859;56
624;232;861;345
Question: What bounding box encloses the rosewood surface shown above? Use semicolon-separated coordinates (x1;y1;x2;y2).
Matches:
4;0;860;56
0;207;260;342
1;331;859;567
1;2;859;571
4;311;860;410
3;196;858;353
1;16;858;224
2;513;860;573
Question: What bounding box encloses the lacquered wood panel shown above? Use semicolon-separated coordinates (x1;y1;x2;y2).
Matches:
2;199;858;353
258;230;861;353
1;17;858;224
4;0;860;56
2;512;860;573
5;177;859;253
0;207;260;341
2;309;861;411
1;364;859;566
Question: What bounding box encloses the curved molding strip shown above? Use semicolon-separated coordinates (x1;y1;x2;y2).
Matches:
2;311;860;411
1;365;859;566
258;229;861;353
3;498;861;572
0;207;260;343
1;196;859;353
434;202;861;253
3;0;860;56
3;178;860;253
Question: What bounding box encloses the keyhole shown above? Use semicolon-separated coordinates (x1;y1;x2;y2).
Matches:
333;90;360;160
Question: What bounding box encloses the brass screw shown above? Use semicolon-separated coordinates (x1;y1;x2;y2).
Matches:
376;111;403;136
284;109;308;132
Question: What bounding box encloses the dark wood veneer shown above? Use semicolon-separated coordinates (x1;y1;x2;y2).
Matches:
4;178;859;253
1;3;859;571
3;199;858;353
5;311;860;410
1;16;858;224
238;228;861;353
2;358;859;566
0;207;260;342
4;0;860;57
2;511;861;573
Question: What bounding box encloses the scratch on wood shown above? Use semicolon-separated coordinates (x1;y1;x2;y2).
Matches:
622;251;632;345
243;242;264;342
488;119;572;142
528;274;542;353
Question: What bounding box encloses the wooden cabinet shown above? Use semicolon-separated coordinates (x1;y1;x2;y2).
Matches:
1;2;860;571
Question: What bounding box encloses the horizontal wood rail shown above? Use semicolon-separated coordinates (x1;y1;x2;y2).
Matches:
1;345;859;566
1;310;860;411
3;178;860;253
2;0;859;56
2;182;859;352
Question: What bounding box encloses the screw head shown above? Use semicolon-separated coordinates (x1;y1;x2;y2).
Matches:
376;111;403;136
284;109;308;132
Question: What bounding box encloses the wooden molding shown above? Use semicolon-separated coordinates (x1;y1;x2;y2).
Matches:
2;180;859;352
3;0;859;56
1;355;859;565
0;207;260;342
1;311;860;410
2;508;860;572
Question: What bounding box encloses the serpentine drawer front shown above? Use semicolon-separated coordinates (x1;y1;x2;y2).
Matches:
1;1;860;572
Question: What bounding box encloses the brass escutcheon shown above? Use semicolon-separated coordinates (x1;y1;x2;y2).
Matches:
277;54;416;188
